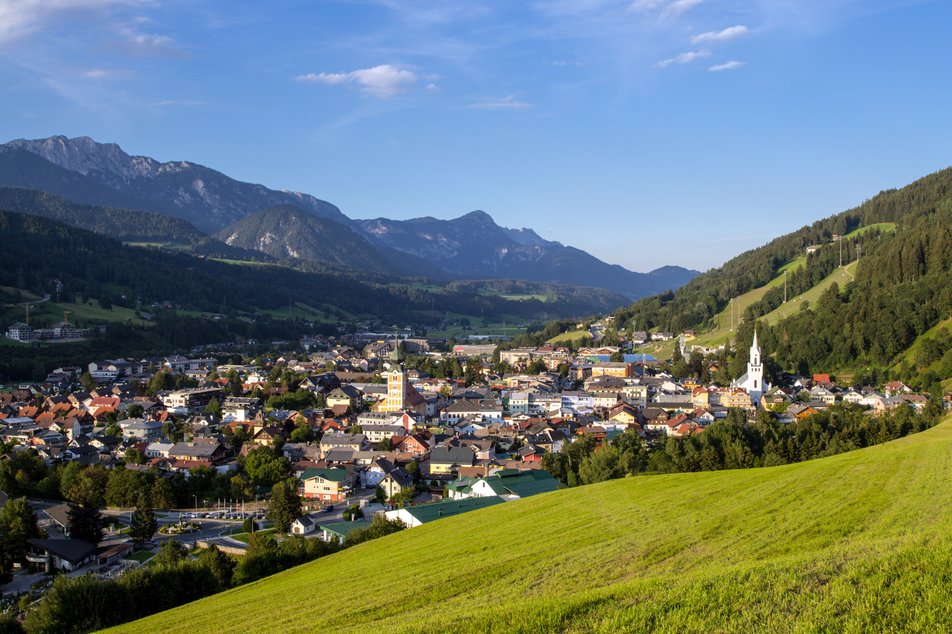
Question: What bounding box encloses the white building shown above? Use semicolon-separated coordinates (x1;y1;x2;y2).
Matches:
732;330;767;405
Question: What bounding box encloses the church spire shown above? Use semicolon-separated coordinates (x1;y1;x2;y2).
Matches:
751;328;759;353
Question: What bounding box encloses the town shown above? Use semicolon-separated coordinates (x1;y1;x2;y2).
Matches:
1;318;943;623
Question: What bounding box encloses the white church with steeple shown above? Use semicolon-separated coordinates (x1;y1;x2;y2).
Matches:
732;330;767;405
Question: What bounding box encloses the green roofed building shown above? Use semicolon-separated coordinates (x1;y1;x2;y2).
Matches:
384;496;505;528
446;469;560;502
299;467;352;502
319;519;375;543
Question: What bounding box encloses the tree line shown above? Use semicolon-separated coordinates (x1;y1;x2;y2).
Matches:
543;402;942;487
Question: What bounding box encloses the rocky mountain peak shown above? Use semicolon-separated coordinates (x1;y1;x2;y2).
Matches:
6;135;160;182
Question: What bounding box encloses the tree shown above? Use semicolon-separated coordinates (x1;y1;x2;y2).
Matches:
123;447;145;465
79;371;97;391
153;540;187;566
204;398;222;418
105;467;147;508
243;446;290;488
0;496;40;576
126;403;144;419
150;477;176;510
129;495;158;546
65;465;108;506
578;446;624;485
267;478;302;533
200;545;236;589
342;504;363;521
67;502;102;544
344;515;405;546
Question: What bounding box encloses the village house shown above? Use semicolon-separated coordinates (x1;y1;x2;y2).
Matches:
300;468;352;502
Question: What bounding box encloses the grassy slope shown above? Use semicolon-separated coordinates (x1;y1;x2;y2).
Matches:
117;419;952;634
547;329;593;345
692;223;896;348
842;221;897;239
1;295;151;327
761;261;858;325
695;254;808;347
890;315;952;390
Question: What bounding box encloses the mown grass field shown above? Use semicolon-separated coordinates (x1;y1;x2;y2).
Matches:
890;315;952;391
843;221;897;239
694;254;809;347
115;418;952;634
546;329;593;345
761;261;858;325
1;297;151;327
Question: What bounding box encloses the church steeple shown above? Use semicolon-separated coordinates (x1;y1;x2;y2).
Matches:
747;329;763;391
750;329;761;367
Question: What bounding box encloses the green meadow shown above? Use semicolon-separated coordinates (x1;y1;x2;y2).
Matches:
115;418;952;633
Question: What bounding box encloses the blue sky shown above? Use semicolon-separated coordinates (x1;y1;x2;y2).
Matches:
1;0;951;272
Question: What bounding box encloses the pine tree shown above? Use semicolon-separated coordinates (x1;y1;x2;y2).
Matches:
267;478;302;533
129;495;158;546
67;503;102;544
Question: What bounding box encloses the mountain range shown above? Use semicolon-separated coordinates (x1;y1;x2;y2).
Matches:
0;135;697;299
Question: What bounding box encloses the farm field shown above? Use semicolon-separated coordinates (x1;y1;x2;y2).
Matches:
116;418;952;634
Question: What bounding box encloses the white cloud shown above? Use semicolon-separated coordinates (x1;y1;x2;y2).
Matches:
116;28;184;56
692;25;748;44
148;99;204;107
708;60;745;71
661;0;702;18
0;0;138;46
296;64;419;98
656;49;710;67
630;0;701;19
468;95;532;110
80;67;133;80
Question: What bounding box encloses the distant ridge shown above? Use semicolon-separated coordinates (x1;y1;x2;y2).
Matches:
0;135;698;298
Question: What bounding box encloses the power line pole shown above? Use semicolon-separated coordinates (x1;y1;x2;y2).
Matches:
784;270;788;303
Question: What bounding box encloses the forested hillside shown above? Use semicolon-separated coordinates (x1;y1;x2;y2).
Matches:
0;211;627;324
610;167;952;385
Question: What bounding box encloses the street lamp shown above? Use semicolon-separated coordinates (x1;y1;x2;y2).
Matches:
193;494;198;509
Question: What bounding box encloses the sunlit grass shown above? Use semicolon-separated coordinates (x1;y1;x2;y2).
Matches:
114;418;952;633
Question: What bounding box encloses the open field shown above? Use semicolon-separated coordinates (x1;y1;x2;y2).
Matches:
546;329;592;345
889;315;952;391
891;315;952;369
761;261;858;325
1;293;152;327
634;337;677;360
693;255;809;347
843;221;896;239
116;418;952;633
424;312;528;340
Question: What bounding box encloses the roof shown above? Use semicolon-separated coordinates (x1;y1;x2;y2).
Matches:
300;467;350;483
319;519;374;540
400;496;505;524
487;470;559;498
45;503;72;528
169;442;221;459
430;445;476;467
28;538;97;564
